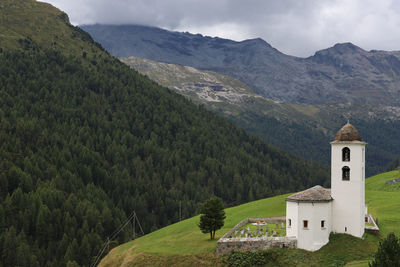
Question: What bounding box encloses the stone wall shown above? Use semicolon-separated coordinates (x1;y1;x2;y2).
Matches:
217;236;297;255
217;217;297;255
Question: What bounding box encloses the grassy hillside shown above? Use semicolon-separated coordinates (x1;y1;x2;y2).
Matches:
100;170;400;266
0;0;102;56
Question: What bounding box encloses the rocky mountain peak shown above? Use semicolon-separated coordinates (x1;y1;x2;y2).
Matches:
310;42;365;61
84;24;400;106
331;42;364;53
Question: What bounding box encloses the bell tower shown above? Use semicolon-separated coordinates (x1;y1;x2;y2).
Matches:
331;123;366;238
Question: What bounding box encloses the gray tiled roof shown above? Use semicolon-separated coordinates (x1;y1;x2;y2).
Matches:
286;185;332;202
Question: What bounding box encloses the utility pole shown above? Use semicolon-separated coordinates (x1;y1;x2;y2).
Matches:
133;213;136;239
179;201;182;221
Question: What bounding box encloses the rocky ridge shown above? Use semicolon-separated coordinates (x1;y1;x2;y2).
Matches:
82;24;400;106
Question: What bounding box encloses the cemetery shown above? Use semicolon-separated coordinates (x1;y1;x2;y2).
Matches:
228;221;286;238
216;217;296;255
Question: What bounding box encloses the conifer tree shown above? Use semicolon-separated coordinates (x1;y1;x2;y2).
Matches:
369;232;400;267
198;197;226;239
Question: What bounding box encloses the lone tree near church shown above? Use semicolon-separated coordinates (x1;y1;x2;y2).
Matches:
198;197;226;239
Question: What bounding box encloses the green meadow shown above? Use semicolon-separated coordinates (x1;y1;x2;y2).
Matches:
100;170;400;266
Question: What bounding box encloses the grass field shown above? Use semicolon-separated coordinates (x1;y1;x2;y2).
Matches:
99;170;400;266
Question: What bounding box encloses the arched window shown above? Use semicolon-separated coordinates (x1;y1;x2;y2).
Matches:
342;166;350;181
342;147;350;162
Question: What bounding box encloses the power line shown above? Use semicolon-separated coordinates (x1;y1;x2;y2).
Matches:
90;210;144;267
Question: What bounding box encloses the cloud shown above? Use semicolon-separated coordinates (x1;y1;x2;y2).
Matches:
44;0;400;57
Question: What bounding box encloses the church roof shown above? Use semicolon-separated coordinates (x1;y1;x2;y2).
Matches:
334;123;362;142
286;185;332;202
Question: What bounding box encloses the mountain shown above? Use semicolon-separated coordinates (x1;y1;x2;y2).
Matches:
100;170;400;266
0;1;329;266
121;57;400;176
82;24;400;106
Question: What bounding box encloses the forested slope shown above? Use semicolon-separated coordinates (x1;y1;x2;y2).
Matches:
121;52;400;177
0;0;328;266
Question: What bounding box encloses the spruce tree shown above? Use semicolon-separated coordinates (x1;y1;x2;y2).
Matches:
369;232;400;267
198;197;226;239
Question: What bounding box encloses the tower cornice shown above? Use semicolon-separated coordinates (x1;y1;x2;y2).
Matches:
330;140;367;145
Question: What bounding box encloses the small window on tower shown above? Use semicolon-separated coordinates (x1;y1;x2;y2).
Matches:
303;220;308;229
342;166;350;181
288;219;291;228
342;147;350;162
321;220;325;229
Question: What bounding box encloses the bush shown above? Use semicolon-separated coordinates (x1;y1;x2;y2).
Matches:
369;232;400;267
226;250;275;267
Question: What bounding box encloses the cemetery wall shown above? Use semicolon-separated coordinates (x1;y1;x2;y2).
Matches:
217;236;297;255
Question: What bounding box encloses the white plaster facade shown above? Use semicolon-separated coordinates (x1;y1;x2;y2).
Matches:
331;141;366;238
285;123;367;251
286;201;331;251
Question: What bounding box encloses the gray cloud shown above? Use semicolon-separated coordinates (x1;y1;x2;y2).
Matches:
44;0;400;57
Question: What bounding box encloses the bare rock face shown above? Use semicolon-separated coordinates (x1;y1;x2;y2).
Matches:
82;24;400;106
120;57;259;104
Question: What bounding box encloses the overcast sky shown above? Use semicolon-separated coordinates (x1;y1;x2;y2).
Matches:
43;0;400;57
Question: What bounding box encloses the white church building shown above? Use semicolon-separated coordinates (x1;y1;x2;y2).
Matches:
286;123;367;251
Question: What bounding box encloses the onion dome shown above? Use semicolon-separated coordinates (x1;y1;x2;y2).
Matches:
334;123;362;142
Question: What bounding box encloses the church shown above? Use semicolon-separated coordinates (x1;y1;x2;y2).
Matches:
286;122;367;251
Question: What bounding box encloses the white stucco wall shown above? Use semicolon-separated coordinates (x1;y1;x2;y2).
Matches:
331;142;366;237
285;133;367;251
286;201;298;238
286;201;331;251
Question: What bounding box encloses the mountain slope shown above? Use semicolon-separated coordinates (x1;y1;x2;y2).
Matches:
0;0;102;56
82;24;400;106
0;1;329;266
120;57;400;176
120;57;259;104
100;170;400;266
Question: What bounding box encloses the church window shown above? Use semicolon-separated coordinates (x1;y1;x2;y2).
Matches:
342;166;350;181
288;219;291;227
342;147;350;161
303;220;308;229
321;220;325;228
